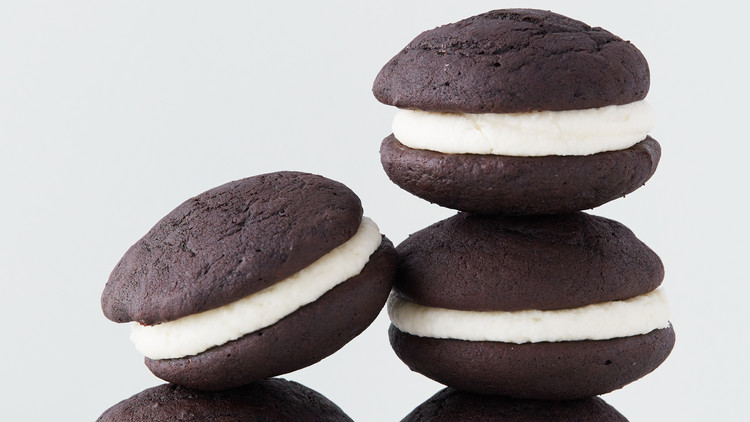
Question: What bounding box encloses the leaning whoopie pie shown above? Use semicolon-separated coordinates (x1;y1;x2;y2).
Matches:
101;171;397;390
97;378;353;421
374;9;660;215
387;212;675;399
402;387;628;422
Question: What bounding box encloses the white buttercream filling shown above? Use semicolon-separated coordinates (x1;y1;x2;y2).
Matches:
131;217;382;360
392;101;654;157
388;287;669;343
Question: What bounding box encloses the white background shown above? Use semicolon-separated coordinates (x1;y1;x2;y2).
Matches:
1;1;747;421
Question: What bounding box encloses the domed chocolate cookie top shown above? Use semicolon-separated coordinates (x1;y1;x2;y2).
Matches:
395;212;663;311
402;387;628;421
97;379;353;422
102;171;363;325
373;9;649;113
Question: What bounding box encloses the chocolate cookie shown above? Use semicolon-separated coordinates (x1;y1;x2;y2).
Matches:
374;9;659;215
403;387;628;421
390;324;675;400
395;212;663;311
103;171;363;325
97;378;352;421
373;9;648;113
102;171;397;390
380;135;661;215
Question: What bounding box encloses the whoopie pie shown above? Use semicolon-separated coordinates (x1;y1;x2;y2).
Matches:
102;171;397;390
388;212;674;399
97;378;352;421
374;9;660;215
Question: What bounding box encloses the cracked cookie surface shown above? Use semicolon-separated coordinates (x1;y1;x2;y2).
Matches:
373;8;649;113
102;171;362;325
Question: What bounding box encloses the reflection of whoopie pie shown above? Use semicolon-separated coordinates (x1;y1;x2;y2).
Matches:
403;387;628;421
97;378;353;421
388;212;675;399
374;9;660;215
101;171;397;390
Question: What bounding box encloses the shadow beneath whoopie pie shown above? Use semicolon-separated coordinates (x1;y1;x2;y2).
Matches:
96;378;353;422
402;387;629;421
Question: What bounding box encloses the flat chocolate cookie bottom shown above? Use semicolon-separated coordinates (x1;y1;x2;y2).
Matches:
403;387;628;421
380;135;661;215
97;378;352;421
389;324;675;400
145;239;397;391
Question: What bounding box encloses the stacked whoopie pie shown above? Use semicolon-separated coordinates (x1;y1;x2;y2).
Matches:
99;171;397;420
402;387;630;422
373;8;675;415
98;379;355;422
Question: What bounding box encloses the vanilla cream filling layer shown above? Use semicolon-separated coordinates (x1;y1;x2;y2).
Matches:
388;287;669;343
131;217;382;360
392;101;654;157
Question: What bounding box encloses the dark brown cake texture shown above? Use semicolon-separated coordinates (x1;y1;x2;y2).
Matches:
97;378;353;422
402;387;629;421
374;9;660;215
102;171;397;390
380;135;661;216
394;212;664;311
388;212;674;399
373;9;649;113
103;171;363;325
390;324;675;400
